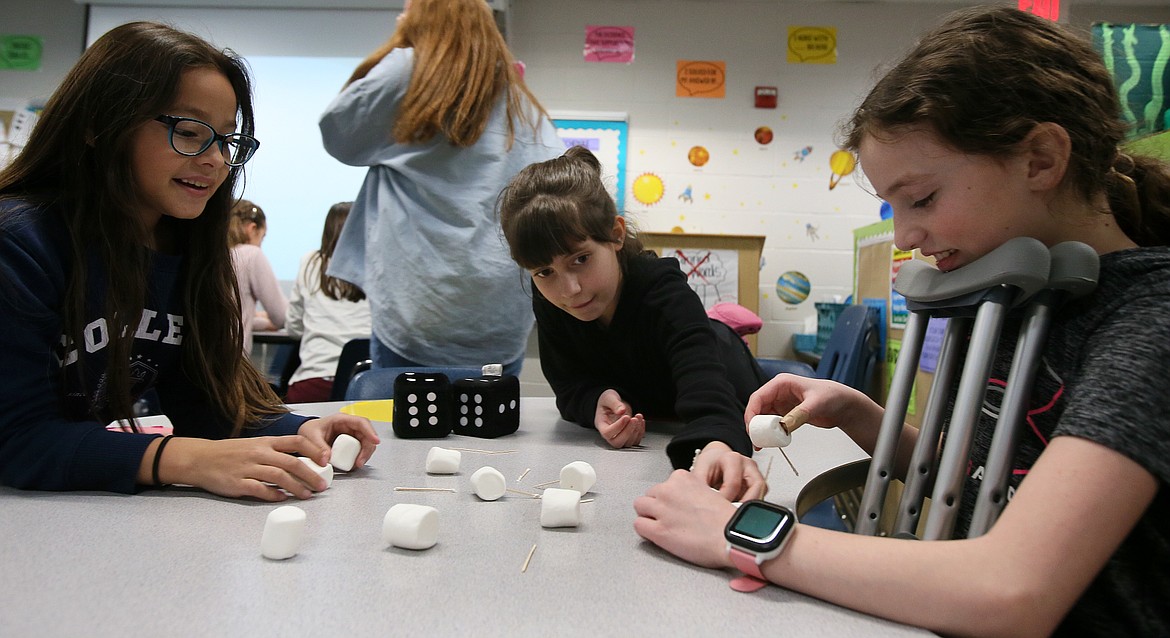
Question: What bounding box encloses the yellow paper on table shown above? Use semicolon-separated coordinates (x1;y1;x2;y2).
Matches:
341;400;394;422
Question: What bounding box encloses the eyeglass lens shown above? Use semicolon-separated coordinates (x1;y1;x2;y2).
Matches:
169;118;258;166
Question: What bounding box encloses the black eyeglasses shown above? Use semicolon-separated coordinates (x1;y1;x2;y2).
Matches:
154;115;260;167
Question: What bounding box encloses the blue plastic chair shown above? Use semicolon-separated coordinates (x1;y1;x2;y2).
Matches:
756;357;816;379
329;338;372;401
814;304;881;396
344;366;484;401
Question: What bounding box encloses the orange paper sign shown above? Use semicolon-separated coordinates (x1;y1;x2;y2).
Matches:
676;60;726;98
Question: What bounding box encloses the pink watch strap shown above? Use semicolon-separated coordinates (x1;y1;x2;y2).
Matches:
728;547;767;593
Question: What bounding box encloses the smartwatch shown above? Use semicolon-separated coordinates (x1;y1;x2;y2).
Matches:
724;499;797;592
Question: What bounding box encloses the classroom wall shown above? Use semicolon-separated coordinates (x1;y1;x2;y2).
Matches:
3;0;1169;360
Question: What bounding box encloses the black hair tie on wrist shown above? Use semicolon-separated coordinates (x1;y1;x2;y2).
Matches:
152;435;175;488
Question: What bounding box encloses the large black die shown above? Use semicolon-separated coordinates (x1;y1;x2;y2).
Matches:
452;374;520;438
392;372;453;438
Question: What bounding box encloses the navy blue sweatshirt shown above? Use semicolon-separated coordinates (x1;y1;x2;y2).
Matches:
0;200;309;493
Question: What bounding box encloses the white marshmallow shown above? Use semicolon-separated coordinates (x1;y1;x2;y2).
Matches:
331;433;361;472
298;456;334;489
540;487;582;528
749;415;792;448
470;466;507;501
425;447;461;474
559;460;597;494
261;505;306;560
382;503;439;550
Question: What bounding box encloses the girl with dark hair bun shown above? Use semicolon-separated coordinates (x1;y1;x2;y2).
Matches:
499;146;770;500
635;7;1170;635
0;22;378;499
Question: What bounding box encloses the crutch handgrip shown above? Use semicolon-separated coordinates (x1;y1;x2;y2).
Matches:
895;237;1051;309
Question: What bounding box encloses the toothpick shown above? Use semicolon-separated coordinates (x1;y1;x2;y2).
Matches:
580;498;594;504
517;468;530;482
521;543;537;573
448;447;516;455
506;487;541;499
533;479;559;489
764;456;774;480
394;487;456;493
779;449;799;476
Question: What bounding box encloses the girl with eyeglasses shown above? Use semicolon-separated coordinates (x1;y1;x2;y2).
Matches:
0;22;379;499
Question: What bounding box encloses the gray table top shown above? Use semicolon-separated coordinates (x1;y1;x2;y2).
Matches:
0;398;930;637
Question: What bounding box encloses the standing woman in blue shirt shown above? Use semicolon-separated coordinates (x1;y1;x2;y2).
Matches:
0;22;378;499
319;0;563;376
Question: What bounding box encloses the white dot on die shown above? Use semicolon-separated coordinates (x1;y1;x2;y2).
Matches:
460;393;469;402
475;406;483;415
475;418;483;427
461;405;468;414
407;393;417;403
408;406;418;415
427;404;437;414
474;395;482;404
510;400;517;409
498;405;505;413
429;416;438;426
427;392;437;401
460;417;468;426
410;418;420;427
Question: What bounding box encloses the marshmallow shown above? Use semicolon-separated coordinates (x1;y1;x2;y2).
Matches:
749;415;792;448
540;487;581;528
559;460;596;494
331;433;361;472
298;456;334;489
425;447;461;474
470;466;507;501
382;504;439;550
261;505;307;560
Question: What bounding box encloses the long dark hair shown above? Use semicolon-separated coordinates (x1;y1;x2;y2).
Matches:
497;145;644;271
311;201;365;302
844;6;1170;246
0;21;284;430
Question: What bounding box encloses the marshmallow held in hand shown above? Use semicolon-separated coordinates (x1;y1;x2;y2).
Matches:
261;505;307;560
559;460;596;494
331;433;361;472
425;447;461;474
298;457;334;489
382;503;439;550
748;414;792;448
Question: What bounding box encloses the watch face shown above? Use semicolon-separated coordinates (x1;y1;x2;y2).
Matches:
725;500;795;554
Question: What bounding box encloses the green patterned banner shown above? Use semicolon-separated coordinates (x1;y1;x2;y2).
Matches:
0;35;42;71
1093;23;1170;138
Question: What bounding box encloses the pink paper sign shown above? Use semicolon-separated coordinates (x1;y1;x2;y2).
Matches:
584;26;635;63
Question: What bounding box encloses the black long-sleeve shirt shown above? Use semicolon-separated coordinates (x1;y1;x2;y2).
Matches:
533;254;759;469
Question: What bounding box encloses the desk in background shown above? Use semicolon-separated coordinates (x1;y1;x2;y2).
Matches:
0;399;929;637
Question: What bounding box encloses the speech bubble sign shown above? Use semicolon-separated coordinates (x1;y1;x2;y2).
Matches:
584;26;635;63
0;36;43;71
787;27;837;64
676;60;726;98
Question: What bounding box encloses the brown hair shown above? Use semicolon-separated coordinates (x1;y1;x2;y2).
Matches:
497;145;644;271
844;6;1170;246
310;201;365;302
0;21;284;431
228;199;266;247
344;0;549;148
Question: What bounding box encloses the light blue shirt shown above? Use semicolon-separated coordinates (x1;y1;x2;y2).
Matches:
319;48;562;366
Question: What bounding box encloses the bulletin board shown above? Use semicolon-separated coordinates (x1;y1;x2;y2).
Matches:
853;219;933;423
552;111;629;213
641;232;765;353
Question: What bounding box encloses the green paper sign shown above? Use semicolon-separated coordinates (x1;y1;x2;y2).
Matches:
1;35;43;71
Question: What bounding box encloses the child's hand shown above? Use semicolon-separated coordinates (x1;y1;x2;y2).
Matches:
745;373;881;442
157;435;336;501
690;441;768;501
297;413;380;470
595;389;645;448
634;469;738;569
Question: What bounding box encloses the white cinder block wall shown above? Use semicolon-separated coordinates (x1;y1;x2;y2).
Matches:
510;0;962;360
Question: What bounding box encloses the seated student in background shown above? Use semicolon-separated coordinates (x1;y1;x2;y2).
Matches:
0;21;378;499
229;198;287;353
634;7;1170;636
285;202;372;403
498;146;769;501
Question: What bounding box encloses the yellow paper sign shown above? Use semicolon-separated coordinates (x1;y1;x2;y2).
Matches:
676;60;726;98
787;26;837;64
341;399;394;421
